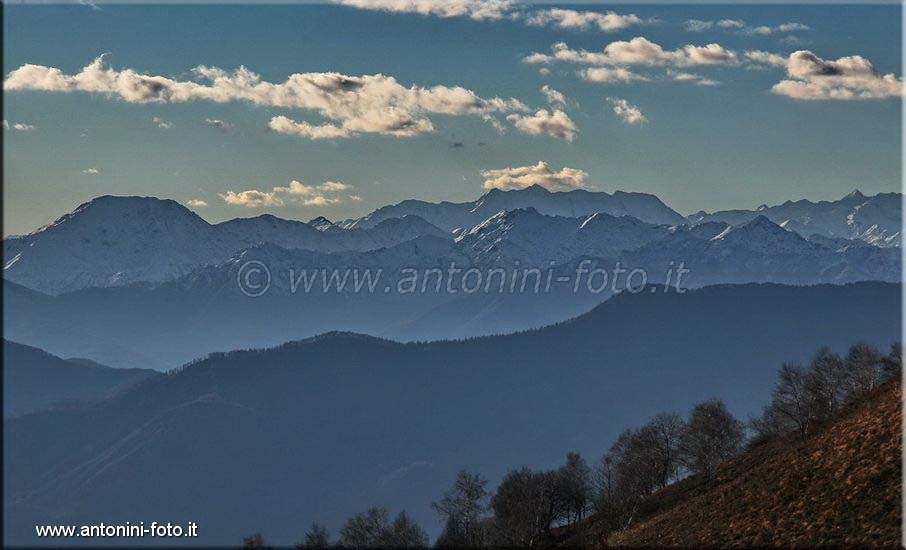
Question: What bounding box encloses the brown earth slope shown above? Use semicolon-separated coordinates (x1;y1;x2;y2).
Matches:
604;381;902;548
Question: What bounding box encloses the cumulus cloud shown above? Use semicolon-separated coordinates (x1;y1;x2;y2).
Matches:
507;109;577;141
744;50;788;67
771;50;903;100
4;55;527;139
186;199;208;207
333;0;516;20
524;37;737;67
220;189;283;207
82;168;100;175
480;161;588;191
581;67;649;83
540;85;567;106
527;8;646;32
348;194;363;201
268;116;352;139
3;120;36;131
152;116;173;129
607;97;647;125
222;179;354;208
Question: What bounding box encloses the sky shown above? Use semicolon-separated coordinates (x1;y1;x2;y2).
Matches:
3;2;902;236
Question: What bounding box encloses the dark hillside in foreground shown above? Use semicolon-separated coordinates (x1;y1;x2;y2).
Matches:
3;282;900;546
598;380;901;547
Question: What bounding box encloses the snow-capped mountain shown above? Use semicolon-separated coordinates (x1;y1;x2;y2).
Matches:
626;215;900;286
3;196;447;294
4;187;900;296
3;196;232;295
688;190;901;247
343;184;687;231
456;207;668;265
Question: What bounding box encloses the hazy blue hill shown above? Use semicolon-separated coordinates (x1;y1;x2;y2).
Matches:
4;282;900;546
2;340;160;417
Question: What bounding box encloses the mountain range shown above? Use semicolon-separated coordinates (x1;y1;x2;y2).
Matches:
4;282;900;547
5;187;898;296
4;187;900;370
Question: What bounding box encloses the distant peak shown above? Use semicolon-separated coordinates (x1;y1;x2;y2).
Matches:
844;189;865;200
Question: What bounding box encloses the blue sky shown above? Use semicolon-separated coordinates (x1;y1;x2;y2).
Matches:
3;3;902;236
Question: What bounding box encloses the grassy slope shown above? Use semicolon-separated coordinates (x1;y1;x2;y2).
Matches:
599;381;901;548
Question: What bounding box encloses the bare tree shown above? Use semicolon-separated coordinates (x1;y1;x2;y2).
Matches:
490;468;567;546
679;398;744;475
433;470;490;547
339;507;427;548
559;452;592;525
240;533;272;550
385;511;428;548
842;342;886;399
297;522;330;549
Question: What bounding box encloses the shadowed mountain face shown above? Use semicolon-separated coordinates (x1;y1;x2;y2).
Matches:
4;282;900;547
2;340;160;418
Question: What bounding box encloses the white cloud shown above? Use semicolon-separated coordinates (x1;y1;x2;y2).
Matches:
743;22;811;36
540;85;567;106
527;8;646;32
302;196;341;206
771;50;903;100
524;37;737;67
186;199;208;207
607;97;647;125
268;116;352;139
317;181;351;192
717;19;745;28
480;161;588;191
204;118;234;130
219;189;283;207
507;109;577;141
222;179;353;208
3;120;36;131
4;56;527;139
538;67;551;77
777;22;810;32
348;194;363;201
744;50;788;67
666;69;719;86
685;18;810;36
82;168;100;175
581;67;648;83
683;19;713;32
333;0;516;20
152;116;173;129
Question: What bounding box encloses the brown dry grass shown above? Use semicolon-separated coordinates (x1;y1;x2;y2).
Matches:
601;381;902;548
